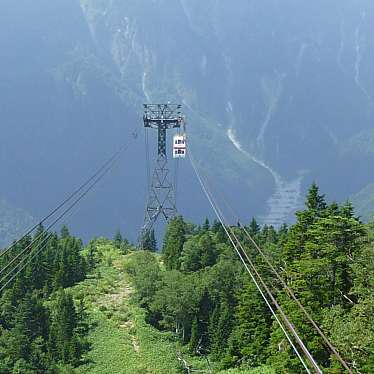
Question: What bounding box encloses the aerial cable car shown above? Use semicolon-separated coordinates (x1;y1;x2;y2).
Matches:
173;133;187;158
173;116;187;159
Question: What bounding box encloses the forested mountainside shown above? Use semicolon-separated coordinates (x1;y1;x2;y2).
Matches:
1;185;374;373
1;1;374;246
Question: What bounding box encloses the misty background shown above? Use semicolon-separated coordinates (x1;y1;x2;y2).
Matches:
1;0;374;247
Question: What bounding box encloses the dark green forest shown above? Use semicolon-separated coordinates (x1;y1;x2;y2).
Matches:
0;185;374;373
126;185;374;373
0;227;88;373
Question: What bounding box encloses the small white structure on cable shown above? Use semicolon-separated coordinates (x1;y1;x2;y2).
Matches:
173;134;187;158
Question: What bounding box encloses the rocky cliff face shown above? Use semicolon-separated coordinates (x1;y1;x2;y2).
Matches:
1;0;374;244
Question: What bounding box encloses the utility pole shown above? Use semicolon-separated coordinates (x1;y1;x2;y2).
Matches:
139;104;185;248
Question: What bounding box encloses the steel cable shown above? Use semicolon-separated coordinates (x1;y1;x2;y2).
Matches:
0;134;136;291
0;142;131;259
214;183;352;373
188;150;314;373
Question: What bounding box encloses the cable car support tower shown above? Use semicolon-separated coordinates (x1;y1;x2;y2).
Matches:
140;104;185;247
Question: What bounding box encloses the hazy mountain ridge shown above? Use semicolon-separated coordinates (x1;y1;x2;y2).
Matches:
78;0;374;223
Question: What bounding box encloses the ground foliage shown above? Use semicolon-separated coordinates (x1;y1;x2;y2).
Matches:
127;184;374;373
1;184;374;373
0;226;88;373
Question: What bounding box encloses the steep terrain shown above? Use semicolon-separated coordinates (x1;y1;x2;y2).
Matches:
1;1;374;244
72;242;183;374
72;240;269;373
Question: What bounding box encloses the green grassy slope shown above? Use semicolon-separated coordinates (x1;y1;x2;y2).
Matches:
71;240;273;374
71;241;181;373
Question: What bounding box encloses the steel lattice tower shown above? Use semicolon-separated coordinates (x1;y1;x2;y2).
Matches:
140;104;184;247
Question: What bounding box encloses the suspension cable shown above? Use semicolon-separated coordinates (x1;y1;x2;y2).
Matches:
0;174;103;293
188;150;314;373
198;168;322;374
0;232;54;292
0;141;128;278
0;136;135;290
215;186;352;373
0;141;132;259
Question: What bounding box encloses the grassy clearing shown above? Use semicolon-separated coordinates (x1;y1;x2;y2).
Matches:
71;241;181;374
70;241;273;374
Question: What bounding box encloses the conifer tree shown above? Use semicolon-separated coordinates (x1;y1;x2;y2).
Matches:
212;220;227;243
162;216;186;270
142;229;157;252
60;225;70;239
270;185;365;369
226;280;271;367
210;300;233;359
306;182;327;212
114;229;123;249
202;218;210;231
49;289;80;365
249;217;260;237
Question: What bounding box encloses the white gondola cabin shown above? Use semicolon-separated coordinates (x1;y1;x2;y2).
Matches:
173;134;186;158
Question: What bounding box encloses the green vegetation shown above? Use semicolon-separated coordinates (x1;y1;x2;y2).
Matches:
1;184;374;373
72;239;182;374
126;184;374;373
0;226;87;373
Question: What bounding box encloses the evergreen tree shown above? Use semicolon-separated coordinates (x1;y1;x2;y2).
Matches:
270;185;365;369
49;289;80;365
210;300;233;360
114;229;123;249
225;280;271;368
142;229;157;252
202;218;210;231
249;218;260;237
0;227;87;371
196;288;213;350
306;182;327;212
60;225;70;239
53;245;69;289
322;219;374;372
162;216;186;270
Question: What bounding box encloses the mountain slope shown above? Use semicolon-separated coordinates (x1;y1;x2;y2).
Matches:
72;243;182;374
72;240;268;373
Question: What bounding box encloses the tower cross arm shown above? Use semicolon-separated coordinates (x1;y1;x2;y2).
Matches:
144;118;182;129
